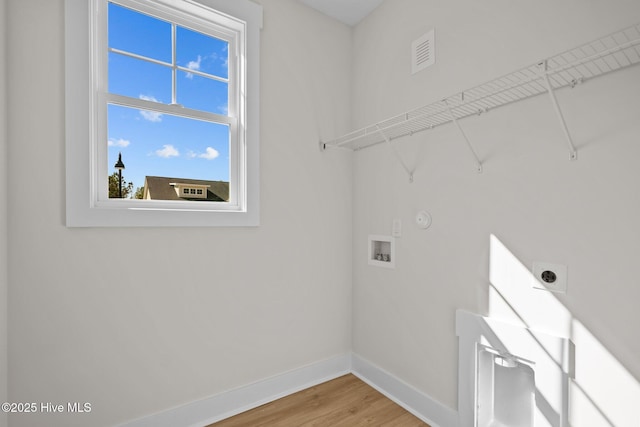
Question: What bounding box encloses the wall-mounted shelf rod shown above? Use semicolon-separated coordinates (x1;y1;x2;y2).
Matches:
444;98;483;173
320;23;640;156
375;125;415;182
539;60;578;160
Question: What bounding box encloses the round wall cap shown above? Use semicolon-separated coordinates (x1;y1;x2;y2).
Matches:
416;211;432;229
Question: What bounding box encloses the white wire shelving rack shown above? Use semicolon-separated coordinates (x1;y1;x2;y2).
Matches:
320;23;640;178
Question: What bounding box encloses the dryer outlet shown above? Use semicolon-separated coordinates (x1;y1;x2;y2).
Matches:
532;262;567;293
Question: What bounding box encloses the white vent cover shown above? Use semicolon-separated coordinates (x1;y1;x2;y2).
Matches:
411;29;435;74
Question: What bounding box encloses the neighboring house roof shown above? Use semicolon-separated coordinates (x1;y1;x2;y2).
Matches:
143;176;229;202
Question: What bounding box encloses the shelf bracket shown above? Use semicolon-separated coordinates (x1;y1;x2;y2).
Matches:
539;61;578;161
444;99;483;173
375;125;415;183
319;139;354;152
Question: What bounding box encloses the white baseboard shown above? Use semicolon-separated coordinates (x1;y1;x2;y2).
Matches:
351;353;458;427
117;353;352;427
118;352;459;427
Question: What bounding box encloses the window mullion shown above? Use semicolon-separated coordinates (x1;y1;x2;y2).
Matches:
106;92;235;125
171;22;177;105
175;65;229;84
108;47;172;68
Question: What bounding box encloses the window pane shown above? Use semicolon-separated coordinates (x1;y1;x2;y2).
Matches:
177;26;229;79
109;52;171;104
178;70;228;115
108;2;171;63
107;104;230;201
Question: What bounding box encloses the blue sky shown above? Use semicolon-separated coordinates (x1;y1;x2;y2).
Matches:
107;2;230;195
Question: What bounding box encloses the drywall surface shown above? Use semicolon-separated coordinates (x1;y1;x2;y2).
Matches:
351;0;640;422
6;0;352;426
0;0;8;426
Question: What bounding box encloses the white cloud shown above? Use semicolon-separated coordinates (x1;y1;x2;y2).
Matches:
139;95;163;122
199;147;220;160
156;144;179;158
185;55;202;79
140;94;158;102
140;110;162;122
108;138;130;148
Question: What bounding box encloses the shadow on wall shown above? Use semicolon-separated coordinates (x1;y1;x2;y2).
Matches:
489;234;640;426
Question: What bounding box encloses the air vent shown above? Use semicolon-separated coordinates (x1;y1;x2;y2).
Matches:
412;29;435;74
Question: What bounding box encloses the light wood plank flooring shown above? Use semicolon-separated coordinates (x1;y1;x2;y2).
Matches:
208;374;430;427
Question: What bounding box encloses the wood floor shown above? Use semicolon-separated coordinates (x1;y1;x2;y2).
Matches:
208;374;430;427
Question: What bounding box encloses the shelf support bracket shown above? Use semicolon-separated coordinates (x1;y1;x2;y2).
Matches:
539;61;578;161
444;99;483;173
375;125;415;183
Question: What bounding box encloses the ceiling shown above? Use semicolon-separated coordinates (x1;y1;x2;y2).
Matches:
298;0;385;26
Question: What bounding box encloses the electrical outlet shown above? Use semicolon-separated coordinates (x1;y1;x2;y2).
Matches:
532;262;567;293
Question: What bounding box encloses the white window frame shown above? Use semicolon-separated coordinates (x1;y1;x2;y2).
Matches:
65;0;262;227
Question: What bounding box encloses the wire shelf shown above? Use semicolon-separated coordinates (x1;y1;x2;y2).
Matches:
321;23;640;152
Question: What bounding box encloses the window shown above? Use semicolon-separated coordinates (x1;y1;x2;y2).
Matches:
65;0;262;227
170;183;210;200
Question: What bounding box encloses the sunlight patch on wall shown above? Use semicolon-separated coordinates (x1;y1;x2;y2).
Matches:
488;234;640;426
488;235;570;336
570;319;640;426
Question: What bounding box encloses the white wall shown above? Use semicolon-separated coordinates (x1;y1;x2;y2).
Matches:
352;0;640;422
6;0;352;426
0;0;8;426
